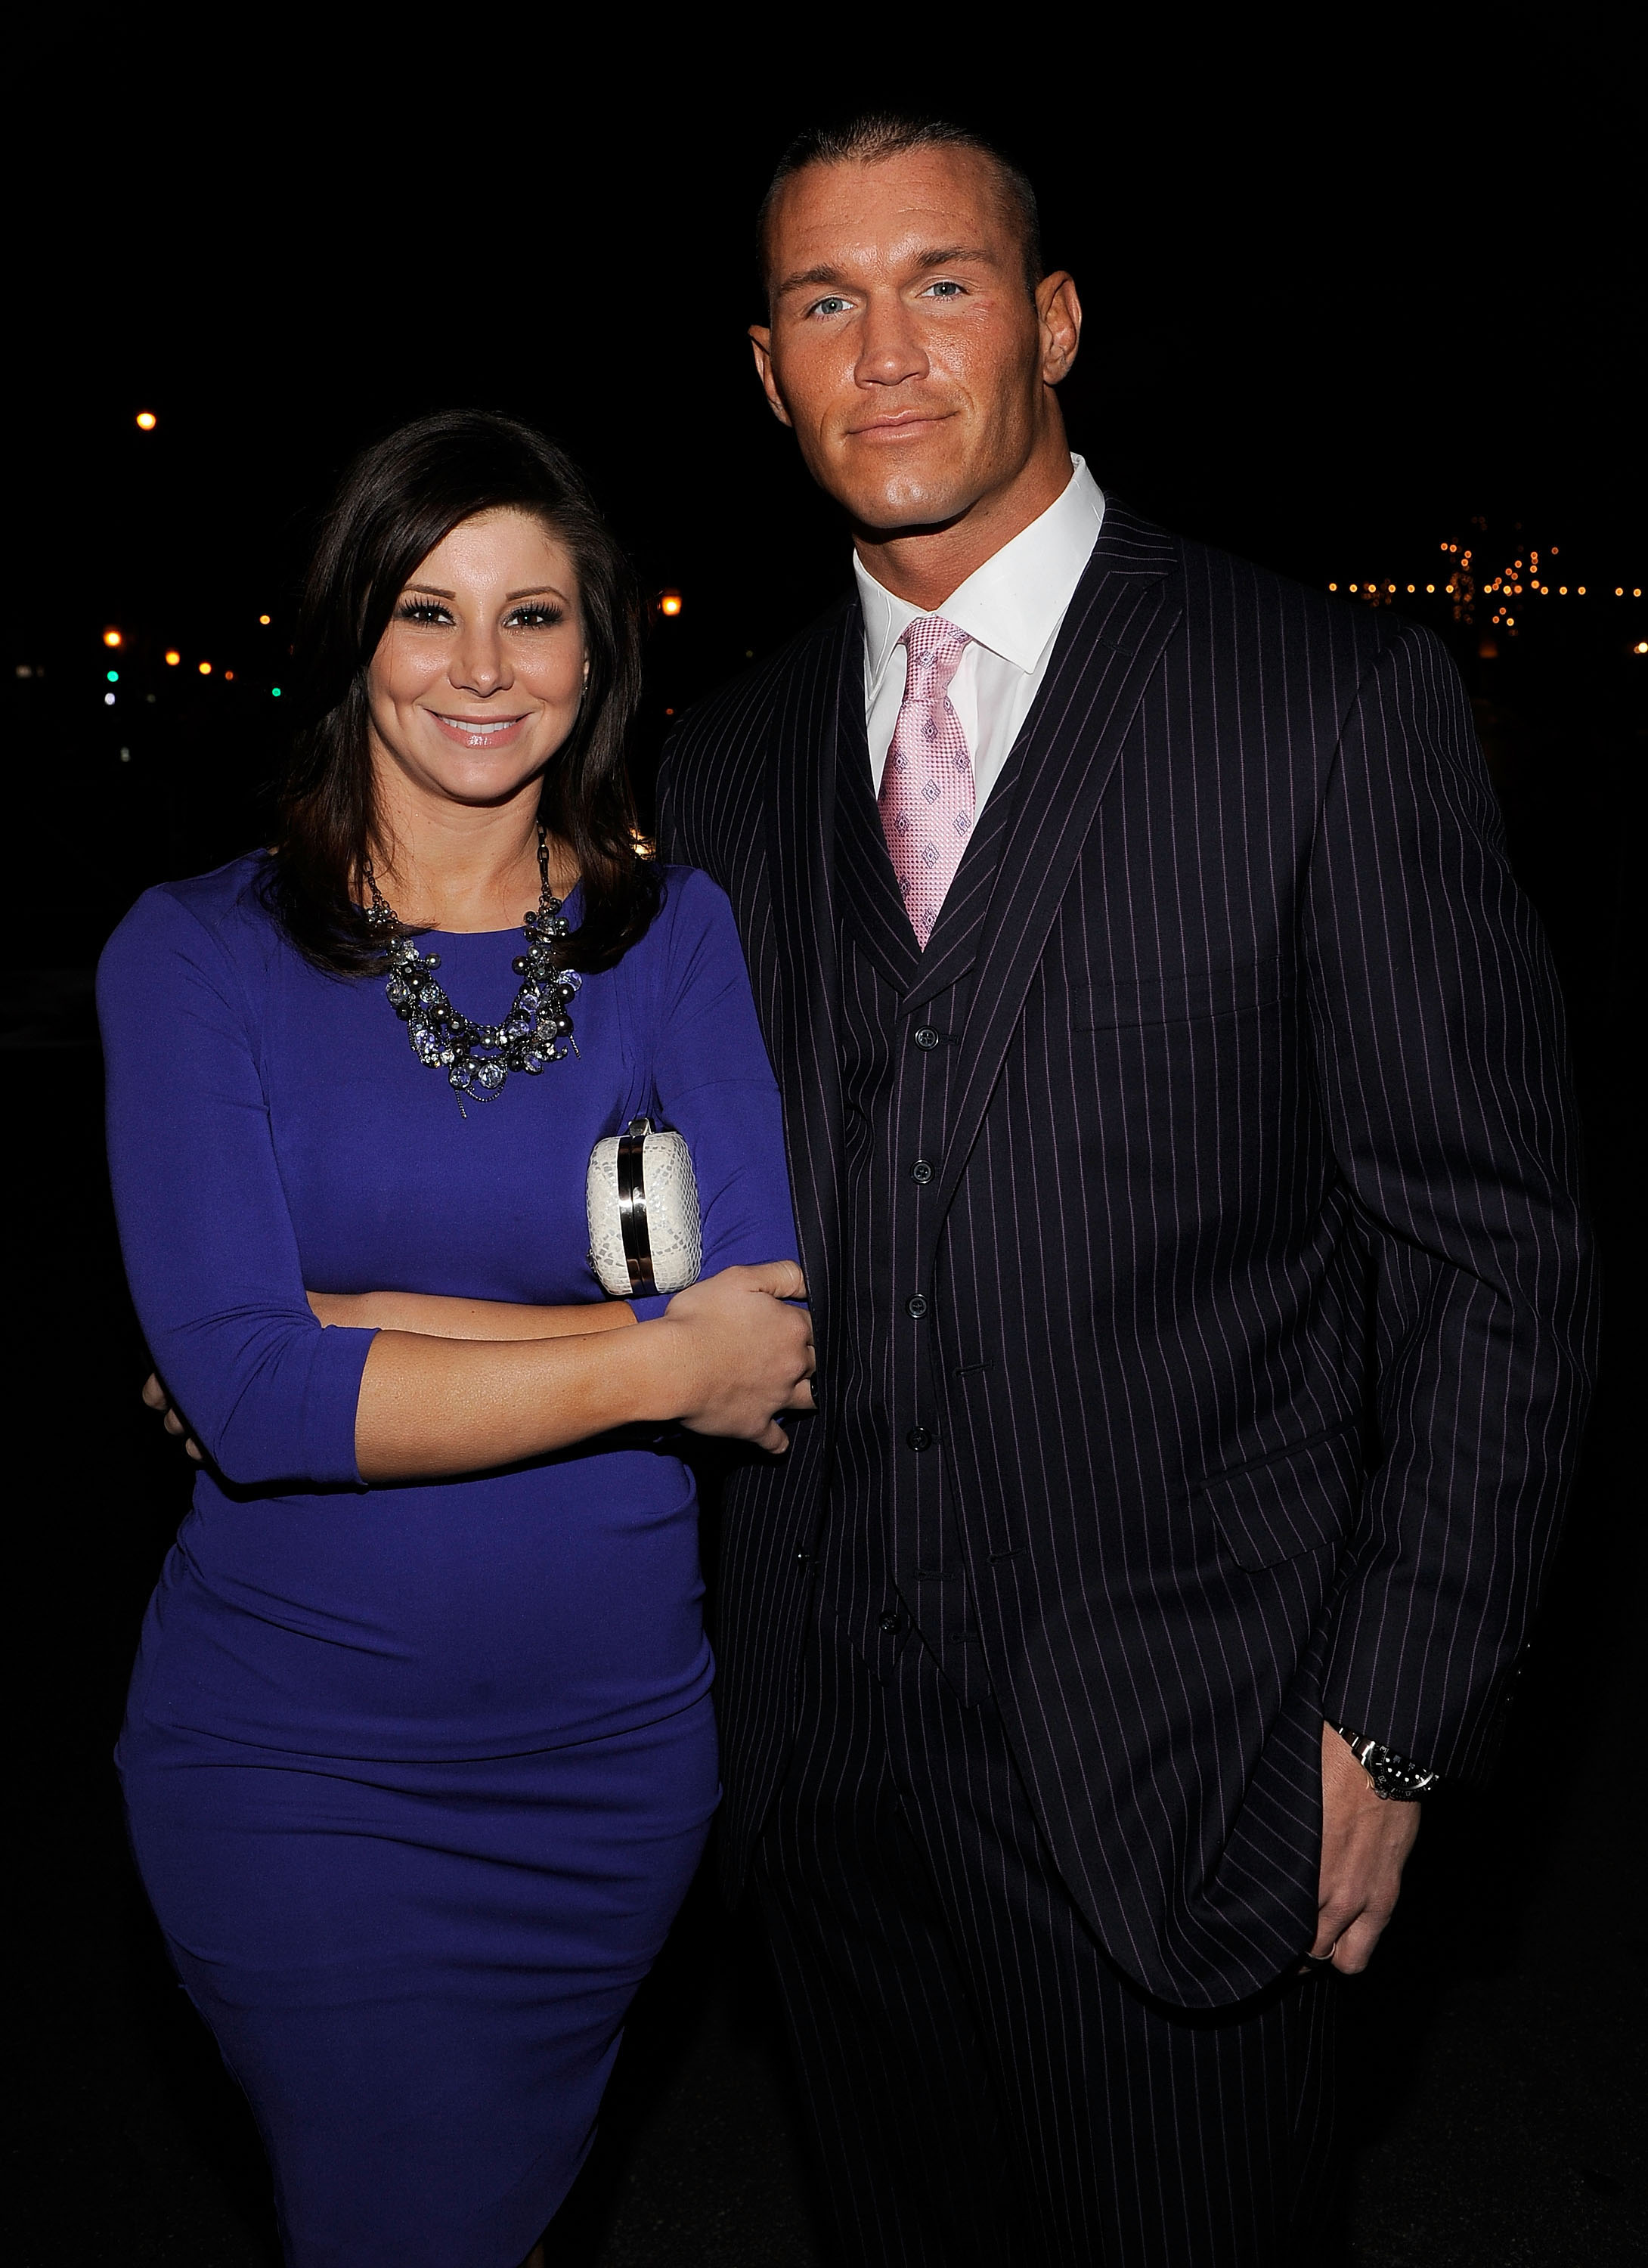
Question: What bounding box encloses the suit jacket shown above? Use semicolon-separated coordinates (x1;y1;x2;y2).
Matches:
658;501;1597;2009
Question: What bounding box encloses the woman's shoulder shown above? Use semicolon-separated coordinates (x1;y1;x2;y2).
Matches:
646;863;745;961
98;851;283;1006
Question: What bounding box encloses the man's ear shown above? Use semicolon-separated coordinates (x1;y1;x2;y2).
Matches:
1036;272;1082;386
748;326;795;428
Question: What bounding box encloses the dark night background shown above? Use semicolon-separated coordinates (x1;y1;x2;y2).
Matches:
8;18;1643;2264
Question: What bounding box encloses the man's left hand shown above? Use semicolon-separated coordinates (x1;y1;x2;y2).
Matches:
1310;1719;1421;1974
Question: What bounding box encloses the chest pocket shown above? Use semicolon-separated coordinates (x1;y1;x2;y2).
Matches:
1070;956;1288;1032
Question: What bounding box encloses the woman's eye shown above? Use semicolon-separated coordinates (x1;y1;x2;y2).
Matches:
397;600;451;625
509;605;564;630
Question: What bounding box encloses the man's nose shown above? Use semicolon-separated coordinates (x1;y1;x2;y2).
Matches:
854;294;930;389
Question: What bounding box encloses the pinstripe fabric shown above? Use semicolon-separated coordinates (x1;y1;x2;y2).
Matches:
754;1612;1339;2266
658;502;1597;2012
816;698;1034;1708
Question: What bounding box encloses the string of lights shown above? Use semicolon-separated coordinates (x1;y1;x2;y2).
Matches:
1327;532;1643;658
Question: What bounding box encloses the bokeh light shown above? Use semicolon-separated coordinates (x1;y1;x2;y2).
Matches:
103;629;122;649
165;650;181;667
135;411;157;432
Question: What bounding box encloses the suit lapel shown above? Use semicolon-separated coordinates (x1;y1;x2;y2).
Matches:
834;708;927;993
765;603;855;1352
925;513;1183;1232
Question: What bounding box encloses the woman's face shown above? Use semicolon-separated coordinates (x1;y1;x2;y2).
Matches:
367;508;587;813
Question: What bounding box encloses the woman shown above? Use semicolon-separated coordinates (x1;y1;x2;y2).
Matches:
98;411;813;2268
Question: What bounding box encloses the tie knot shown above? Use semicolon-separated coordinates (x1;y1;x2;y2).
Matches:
899;614;970;692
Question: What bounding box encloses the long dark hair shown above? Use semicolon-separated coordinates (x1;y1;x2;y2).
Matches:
266;410;659;974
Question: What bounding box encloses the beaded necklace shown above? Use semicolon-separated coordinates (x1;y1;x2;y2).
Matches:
363;824;581;1105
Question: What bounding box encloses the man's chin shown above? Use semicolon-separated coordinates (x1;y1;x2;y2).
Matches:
845;479;975;541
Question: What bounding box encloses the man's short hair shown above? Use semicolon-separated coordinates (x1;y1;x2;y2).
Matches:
758;114;1043;305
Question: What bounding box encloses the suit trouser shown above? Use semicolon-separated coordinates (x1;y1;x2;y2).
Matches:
751;1610;1339;2268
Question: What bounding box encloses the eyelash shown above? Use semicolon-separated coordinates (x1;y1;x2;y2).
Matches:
395;599;565;629
804;280;965;318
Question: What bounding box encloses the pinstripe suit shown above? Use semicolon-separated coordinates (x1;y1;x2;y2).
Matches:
658;503;1596;2262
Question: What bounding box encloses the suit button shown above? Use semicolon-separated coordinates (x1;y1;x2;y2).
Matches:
911;1158;934;1184
879;1612;903;1634
914;1027;940;1050
906;1294;930;1319
906;1427;933;1451
794;1548;809;1566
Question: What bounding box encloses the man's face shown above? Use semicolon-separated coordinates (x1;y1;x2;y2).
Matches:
751;148;1074;534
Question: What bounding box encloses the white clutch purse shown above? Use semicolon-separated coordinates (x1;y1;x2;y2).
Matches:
587;1116;703;1299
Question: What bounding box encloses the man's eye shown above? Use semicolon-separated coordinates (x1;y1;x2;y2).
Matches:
923;280;965;299
805;296;852;319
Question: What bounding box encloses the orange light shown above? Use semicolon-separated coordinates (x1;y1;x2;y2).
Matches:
103;628;122;648
165;649;181;667
258;614;271;626
135;411;157;431
224;670;235;682
1634;641;1648;655
1406;584;1415;593
198;661;211;675
1426;584;1435;593
1327;582;1338;591
659;590;683;618
1635;589;1643;599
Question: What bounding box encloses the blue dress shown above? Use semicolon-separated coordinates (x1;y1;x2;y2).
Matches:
98;857;800;2268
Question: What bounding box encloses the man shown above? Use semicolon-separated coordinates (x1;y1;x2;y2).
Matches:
657;115;1595;2264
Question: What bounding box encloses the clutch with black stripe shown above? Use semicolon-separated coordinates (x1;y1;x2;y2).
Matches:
586;1117;703;1299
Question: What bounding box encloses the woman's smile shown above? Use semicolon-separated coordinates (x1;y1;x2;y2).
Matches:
426;708;533;748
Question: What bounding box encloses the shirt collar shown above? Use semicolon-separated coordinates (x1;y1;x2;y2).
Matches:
855;455;1106;692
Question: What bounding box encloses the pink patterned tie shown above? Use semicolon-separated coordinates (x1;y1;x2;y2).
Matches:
878;616;975;947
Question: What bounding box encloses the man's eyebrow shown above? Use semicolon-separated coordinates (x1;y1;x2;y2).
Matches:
911;245;995;271
776;262;853;296
776;245;1000;297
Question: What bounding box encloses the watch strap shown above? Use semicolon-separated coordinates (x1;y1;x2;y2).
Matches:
1336;1724;1439;1801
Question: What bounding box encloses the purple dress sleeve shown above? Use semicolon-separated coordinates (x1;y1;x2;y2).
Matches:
98;885;376;1488
624;869;801;1321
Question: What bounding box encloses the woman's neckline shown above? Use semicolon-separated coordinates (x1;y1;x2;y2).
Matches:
372;881;584;938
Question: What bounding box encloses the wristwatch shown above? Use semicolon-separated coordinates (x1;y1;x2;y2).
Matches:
1335;1725;1439;1801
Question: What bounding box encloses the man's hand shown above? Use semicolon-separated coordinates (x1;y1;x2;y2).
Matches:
1310;1719;1421;1974
141;1372;203;1463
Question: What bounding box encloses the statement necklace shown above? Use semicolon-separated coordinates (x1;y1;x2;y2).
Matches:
363;824;581;1105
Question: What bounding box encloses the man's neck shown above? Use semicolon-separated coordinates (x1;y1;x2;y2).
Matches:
851;433;1074;614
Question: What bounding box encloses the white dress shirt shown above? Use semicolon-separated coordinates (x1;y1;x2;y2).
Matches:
855;456;1106;817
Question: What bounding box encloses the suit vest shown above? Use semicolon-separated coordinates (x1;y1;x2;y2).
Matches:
817;714;1027;1707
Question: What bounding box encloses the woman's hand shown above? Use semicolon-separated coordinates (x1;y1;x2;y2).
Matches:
141;1371;203;1462
656;1262;814;1453
144;1264;813;1483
